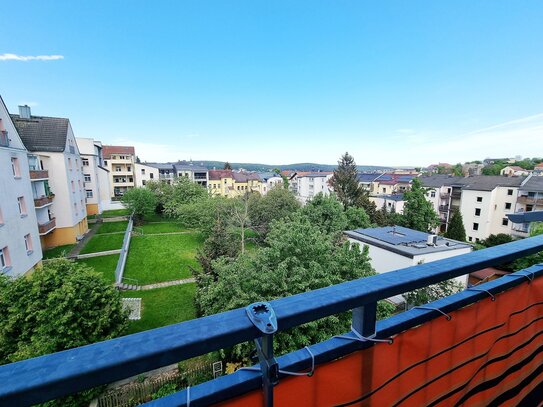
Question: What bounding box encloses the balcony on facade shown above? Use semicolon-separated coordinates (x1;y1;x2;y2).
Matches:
517;195;543;206
29;169;49;180
440;192;450;199
34;195;54;208
438;204;449;212
0;130;9;147
38;218;56;235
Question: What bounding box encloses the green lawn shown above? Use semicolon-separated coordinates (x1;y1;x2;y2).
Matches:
102;209;130;218
96;221;128;234
143;212;172;222
122;283;196;334
140;222;189;234
123;233;203;284
76;255;119;284
80;234;125;254
43;244;76;259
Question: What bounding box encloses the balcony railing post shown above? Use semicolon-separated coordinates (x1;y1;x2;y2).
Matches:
255;334;278;407
353;302;377;337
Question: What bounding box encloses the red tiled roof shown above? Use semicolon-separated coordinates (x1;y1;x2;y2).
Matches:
470;267;510;280
535;163;543;168
209;170;233;180
507;166;526;171
102;145;135;158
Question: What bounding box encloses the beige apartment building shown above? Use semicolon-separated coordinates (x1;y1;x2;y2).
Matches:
76;138;111;215
102;145;136;198
11;106;88;248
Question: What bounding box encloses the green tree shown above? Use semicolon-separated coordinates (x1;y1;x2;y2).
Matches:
195;214;391;362
444;210;466;241
0;259;128;405
121;187;157;223
512;223;543;271
481;233;513;247
145;180;174;214
223;162;232;170
345;206;371;230
248;186;300;241
329;152;365;208
453;163;463;176
402;178;440;232
301;193;348;236
404;279;463;308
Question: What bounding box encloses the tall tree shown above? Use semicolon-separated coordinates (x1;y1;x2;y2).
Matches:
195;213;392;362
401;178;440;232
329;152;365;208
121;187;157;223
0;259;128;405
248;186;300;241
223;162;232;170
444;210;466;241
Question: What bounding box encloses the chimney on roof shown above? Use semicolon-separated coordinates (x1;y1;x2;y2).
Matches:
19;105;31;119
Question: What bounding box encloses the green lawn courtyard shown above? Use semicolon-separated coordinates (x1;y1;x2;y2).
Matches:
95;221;128;234
42;244;76;259
76;254;119;284
80;234;125;254
123;233;203;285
122;283;196;334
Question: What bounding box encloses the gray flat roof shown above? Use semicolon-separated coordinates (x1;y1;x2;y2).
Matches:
345;226;471;258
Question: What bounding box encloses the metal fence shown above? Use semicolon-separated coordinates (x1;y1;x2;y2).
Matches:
1;236;543;406
114;214;134;285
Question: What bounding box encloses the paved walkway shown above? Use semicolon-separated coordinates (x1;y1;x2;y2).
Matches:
139;277;195;290
67;222;100;257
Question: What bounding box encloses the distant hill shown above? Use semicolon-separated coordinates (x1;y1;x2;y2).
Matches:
189;161;393;173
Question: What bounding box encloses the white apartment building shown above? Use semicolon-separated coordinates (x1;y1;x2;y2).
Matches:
135;163;159;187
12;106;88;248
0;97;42;276
102;145;136;197
346;226;472;288
296;173;333;204
370;194;405;214
456;177;523;243
76;138;111;215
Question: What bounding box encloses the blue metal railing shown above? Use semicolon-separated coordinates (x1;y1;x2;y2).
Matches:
1;236;543;406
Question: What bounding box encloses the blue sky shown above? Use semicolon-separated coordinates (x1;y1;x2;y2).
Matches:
1;1;543;166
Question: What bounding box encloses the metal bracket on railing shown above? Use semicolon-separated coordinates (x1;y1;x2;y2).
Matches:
413;305;452;320
245;302;279;407
503;270;535;283
336;325;394;345
467;287;496;301
279;346;316;377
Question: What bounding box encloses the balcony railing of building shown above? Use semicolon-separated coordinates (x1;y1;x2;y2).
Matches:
440;193;450;199
0;130;9;147
33;195;54;208
1;236;543;406
29;169;49;180
38;218;56;235
438;204;449;212
517;195;543;205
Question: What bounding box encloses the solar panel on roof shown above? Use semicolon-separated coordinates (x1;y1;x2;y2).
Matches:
355;226;430;245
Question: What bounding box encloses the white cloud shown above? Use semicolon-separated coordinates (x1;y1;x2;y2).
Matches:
0;53;64;61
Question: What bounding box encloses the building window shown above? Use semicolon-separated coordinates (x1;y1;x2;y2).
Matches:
24;234;33;254
502;218;509;226
86;190;93;198
74;202;77;213
129;177;133;183
141;169;145;174
430;191;436;198
475;208;481;216
17;197;27;216
104;160;108;166
476;196;482;202
468;237;473;242
84;174;91;182
142;180;146;186
11;157;20;177
71;180;75;192
0;246;11;270
68;158;72;170
473;223;479;231
116;166;122;172
507;189;513;196
82;158;89;166
150;173;154;179
505;202;512;210
127;166;132;172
